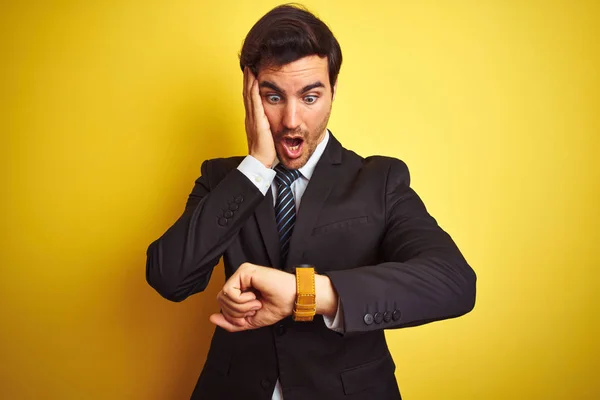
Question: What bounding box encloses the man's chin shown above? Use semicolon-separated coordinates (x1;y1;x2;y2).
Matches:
277;153;308;170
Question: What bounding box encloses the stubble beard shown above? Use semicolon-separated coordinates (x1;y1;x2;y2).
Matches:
276;109;331;170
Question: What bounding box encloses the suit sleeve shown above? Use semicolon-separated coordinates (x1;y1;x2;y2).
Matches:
324;159;477;334
146;158;265;302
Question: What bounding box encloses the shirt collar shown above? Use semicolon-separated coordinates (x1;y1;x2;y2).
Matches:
274;129;330;181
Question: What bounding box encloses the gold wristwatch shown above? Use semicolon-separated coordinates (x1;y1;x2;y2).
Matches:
293;265;316;322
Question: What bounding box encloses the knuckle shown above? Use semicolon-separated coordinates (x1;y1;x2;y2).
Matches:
240;262;250;271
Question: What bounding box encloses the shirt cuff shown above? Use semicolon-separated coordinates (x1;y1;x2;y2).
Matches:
237;155;276;195
323;298;344;333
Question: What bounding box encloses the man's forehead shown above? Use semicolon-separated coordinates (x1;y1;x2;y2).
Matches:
258;55;329;90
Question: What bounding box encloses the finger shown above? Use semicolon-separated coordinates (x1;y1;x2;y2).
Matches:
243;67;250;113
220;310;258;329
245;66;254;94
210;313;248;332
222;311;249;327
250;80;270;136
251;78;264;117
211;312;259;331
225;309;257;317
247;73;258;125
218;296;262;316
218;308;246;327
219;302;256;319
246;66;257;85
221;275;258;301
245;67;255;117
242;66;246;105
238;290;259;303
217;289;261;311
223;297;262;313
219;286;257;304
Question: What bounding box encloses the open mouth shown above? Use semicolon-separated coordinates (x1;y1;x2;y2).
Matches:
280;137;304;159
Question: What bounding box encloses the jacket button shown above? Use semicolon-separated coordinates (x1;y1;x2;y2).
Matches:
374;312;383;324
218;217;228;226
224;210;234;218
392;310;401;321
261;379;270;389
275;324;286;336
363;313;374;325
229;203;239;211
235;195;244;204
383;311;392;323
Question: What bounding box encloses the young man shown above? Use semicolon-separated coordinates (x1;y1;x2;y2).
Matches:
146;4;476;400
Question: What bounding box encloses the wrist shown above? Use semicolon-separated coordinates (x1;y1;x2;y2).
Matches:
249;152;275;169
286;272;296;317
315;274;338;318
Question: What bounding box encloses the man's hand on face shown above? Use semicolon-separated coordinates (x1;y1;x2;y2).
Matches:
244;67;276;168
210;263;296;332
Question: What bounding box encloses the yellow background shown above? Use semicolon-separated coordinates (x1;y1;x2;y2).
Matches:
1;1;598;399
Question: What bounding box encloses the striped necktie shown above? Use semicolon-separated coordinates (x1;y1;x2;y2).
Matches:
274;164;302;265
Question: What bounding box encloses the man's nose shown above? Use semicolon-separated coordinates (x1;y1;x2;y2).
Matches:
282;101;300;130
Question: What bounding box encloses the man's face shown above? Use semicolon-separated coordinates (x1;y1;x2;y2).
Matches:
257;55;336;170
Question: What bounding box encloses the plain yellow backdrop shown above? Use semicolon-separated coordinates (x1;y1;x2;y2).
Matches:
1;1;598;399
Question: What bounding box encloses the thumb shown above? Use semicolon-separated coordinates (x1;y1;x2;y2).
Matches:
209;313;247;332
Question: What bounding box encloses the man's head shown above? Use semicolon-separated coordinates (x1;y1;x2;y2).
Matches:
239;4;342;170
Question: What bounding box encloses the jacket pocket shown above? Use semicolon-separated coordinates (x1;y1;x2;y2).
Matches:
312;216;370;236
340;352;396;395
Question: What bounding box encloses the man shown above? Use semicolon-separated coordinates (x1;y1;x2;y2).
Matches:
146;4;476;400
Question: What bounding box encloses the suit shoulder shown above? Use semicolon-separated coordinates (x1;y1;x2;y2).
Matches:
339;144;410;185
361;155;411;188
361;155;409;175
362;155;408;169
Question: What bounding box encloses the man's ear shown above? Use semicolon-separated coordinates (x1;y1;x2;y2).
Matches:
332;80;338;101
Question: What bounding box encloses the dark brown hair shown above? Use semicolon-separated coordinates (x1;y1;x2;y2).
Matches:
239;3;342;89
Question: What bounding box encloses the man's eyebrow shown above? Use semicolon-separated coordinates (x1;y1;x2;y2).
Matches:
299;82;325;94
259;81;284;94
258;81;326;95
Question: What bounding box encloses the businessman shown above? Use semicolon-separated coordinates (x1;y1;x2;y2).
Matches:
146;4;477;400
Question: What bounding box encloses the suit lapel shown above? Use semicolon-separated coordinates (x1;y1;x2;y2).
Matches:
254;189;281;269
285;133;344;271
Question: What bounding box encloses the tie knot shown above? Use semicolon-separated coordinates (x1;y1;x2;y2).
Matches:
274;164;301;187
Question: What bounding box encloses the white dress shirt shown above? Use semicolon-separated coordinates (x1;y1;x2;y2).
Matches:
236;129;344;400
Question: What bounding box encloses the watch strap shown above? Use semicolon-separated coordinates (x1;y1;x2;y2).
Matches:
293;266;316;322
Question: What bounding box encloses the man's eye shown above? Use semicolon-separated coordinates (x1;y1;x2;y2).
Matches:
267;95;281;104
304;95;318;104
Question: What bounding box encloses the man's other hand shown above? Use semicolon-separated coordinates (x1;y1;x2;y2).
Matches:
244;67;276;168
210;263;296;332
